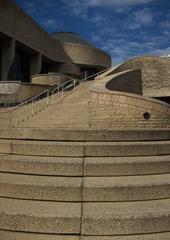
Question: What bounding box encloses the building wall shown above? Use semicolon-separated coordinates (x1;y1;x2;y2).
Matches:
89;91;170;128
0;82;52;103
112;56;170;98
63;43;111;69
105;69;142;95
89;69;170;128
31;73;70;85
0;0;70;63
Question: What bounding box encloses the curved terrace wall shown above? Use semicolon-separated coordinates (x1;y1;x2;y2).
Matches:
89;70;170;128
111;56;170;98
0;82;52;103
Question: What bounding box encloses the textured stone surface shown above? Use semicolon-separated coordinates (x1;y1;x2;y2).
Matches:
1;128;170;141
0;198;81;234
12;141;85;156
83;174;170;201
0;154;83;176
0;172;82;201
82;199;170;235
0;230;80;240
81;232;170;240
84;155;170;176
85;141;170;156
112;56;170;98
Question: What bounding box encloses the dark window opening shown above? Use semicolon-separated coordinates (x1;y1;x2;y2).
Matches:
80;67;98;80
8;48;30;82
0;41;1;81
41;61;50;74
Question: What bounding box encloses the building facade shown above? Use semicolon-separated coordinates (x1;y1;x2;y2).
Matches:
0;0;111;82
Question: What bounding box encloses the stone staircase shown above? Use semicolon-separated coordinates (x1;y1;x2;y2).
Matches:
18;81;91;128
0;129;170;239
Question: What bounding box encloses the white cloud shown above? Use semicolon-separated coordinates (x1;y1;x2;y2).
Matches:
134;8;153;24
150;47;170;56
40;19;63;29
127;8;154;30
61;0;157;18
85;0;157;7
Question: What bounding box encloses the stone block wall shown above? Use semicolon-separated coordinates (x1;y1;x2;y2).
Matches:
112;56;170;98
89;91;170;128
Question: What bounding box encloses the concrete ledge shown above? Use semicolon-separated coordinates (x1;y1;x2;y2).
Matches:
12;141;85;157
82;199;170;235
0;198;81;234
0;128;170;141
0;154;83;176
84;155;170;176
81;232;170;239
85;141;170;157
0;140;11;154
0;173;82;201
0;230;80;240
83;174;170;201
9;140;170;157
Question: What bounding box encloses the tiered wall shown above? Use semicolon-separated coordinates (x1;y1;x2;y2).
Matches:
89;70;170;128
111;56;170;98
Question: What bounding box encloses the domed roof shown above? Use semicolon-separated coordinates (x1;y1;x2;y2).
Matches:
51;32;94;47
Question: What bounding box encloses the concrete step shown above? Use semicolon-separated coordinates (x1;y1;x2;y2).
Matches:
1;173;169;202
85;141;170;156
12;141;85;157
0;197;81;234
8;140;170;157
83;174;170;201
82;199;170;235
1;128;170;142
2;231;170;240
0;154;83;176
0;172;82;201
0;140;11;154
2;154;170;177
0;230;79;240
24;123;90;128
84;155;170;176
81;232;170;240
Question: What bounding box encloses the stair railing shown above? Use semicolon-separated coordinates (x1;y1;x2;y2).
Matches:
2;67;111;126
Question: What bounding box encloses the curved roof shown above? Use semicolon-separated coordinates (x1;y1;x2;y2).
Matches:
51;32;94;47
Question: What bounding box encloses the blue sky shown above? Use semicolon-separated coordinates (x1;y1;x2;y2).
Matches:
15;0;170;64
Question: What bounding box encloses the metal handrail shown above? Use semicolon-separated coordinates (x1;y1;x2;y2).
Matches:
0;67;111;126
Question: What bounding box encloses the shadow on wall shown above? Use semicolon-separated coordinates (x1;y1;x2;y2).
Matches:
105;69;142;95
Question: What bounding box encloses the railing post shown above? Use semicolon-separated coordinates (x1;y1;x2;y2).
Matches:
85;70;87;81
62;86;63;98
10;110;12;127
47;90;49;105
31;100;34;115
73;79;76;89
51;92;53;104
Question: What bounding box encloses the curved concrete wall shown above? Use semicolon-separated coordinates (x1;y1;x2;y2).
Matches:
62;43;111;69
31;73;70;85
112;56;170;98
89;71;170;128
57;62;81;76
0;82;52;103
